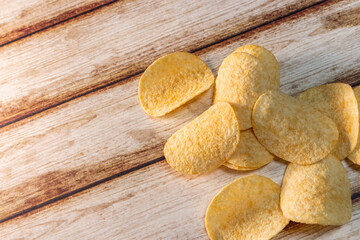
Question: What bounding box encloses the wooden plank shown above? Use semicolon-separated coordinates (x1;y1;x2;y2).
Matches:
0;159;359;239
1;0;360;221
0;0;323;126
0;0;115;46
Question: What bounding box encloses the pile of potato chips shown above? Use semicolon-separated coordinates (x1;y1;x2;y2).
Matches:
139;45;359;239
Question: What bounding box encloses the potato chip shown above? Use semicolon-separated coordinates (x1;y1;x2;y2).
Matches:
297;83;359;160
213;52;277;130
235;45;280;88
225;129;273;170
206;175;289;240
223;162;256;171
164;102;239;175
139;52;214;116
252;90;339;165
348;85;360;165
280;154;352;225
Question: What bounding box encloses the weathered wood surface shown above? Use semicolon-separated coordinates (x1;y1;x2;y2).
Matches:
0;0;323;126
0;0;359;221
0;0;114;45
0;160;358;239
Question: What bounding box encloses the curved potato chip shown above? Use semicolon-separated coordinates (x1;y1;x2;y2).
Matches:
225;129;273;170
213;52;276;130
280;155;352;225
223;162;256;171
164;102;239;175
252;90;339;165
348;85;360;165
297;83;359;160
206;175;289;240
235;45;280;88
139;52;214;116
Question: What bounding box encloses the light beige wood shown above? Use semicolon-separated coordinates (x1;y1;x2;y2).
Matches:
0;0;359;220
0;0;322;126
0;160;359;239
0;0;114;45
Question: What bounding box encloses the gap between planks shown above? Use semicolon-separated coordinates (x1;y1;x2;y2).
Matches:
0;156;165;224
0;0;118;47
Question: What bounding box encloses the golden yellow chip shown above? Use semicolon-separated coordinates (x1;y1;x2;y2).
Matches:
139;52;214;116
206;175;289;240
348;85;360;165
235;45;280;88
297;83;359;160
280;154;352;225
164;102;239;175
213;52;277;130
225;129;273;170
223;162;256;171
252;90;339;165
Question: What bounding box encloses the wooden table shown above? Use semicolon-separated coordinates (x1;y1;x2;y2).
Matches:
0;0;359;239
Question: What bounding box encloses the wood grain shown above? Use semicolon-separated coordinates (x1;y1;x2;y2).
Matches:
0;159;358;239
0;0;323;126
0;0;115;46
1;0;360;221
